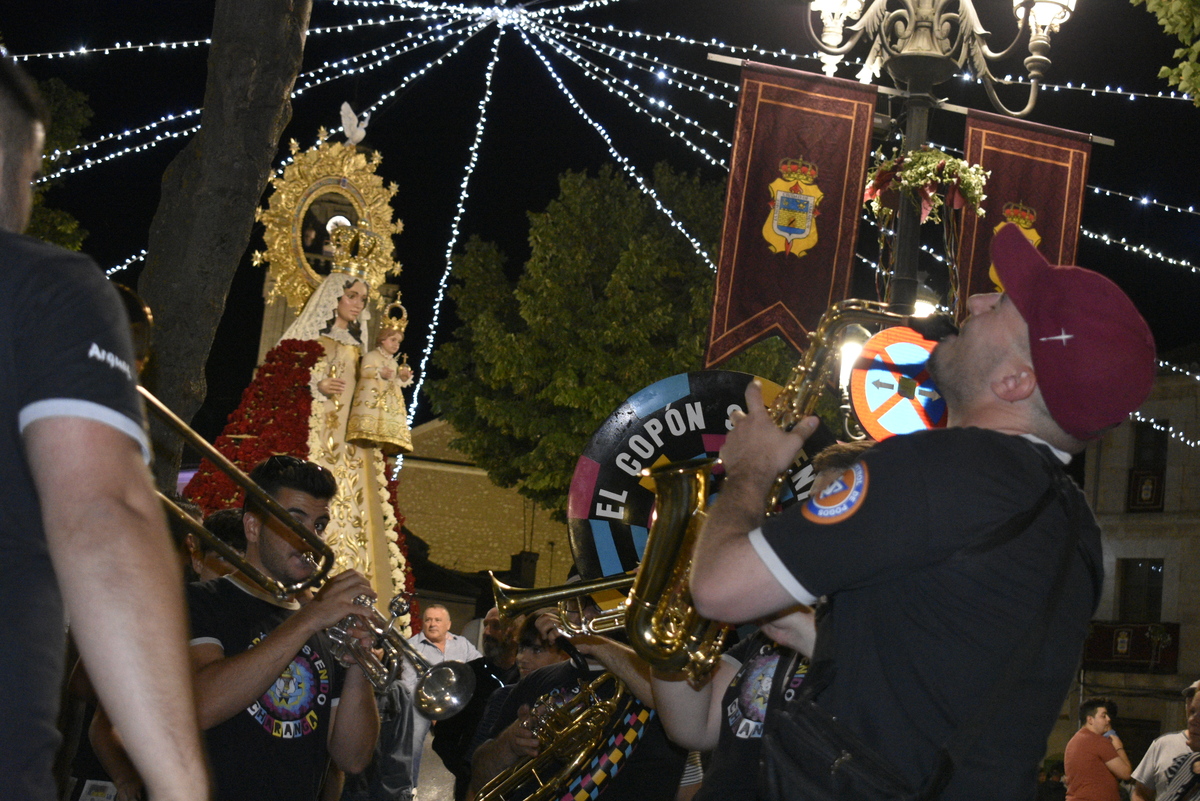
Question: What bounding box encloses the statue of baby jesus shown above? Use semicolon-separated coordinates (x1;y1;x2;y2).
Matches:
346;305;414;456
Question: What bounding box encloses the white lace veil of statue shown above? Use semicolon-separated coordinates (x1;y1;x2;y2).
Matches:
280;269;372;348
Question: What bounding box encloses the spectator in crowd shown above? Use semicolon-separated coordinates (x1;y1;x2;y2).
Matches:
403;604;482;787
1132;681;1200;801
1065;697;1132;801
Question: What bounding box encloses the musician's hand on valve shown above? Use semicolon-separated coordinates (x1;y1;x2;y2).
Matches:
722;380;816;483
304;569;376;633
498;704;541;761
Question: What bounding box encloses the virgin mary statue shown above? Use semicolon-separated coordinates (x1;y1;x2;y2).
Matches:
185;228;407;603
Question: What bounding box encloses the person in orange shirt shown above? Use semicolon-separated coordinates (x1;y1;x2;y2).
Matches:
1065;697;1133;801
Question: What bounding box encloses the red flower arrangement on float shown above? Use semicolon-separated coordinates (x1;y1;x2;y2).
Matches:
184;339;325;513
386;473;420;629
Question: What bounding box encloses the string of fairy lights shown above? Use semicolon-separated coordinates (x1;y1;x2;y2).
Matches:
105;250;148;278
38;16;479;183
527;20;730;168
12;1;1199;453
537;21;739;105
517;26;717;268
402;26;507;470
1130;411;1200;450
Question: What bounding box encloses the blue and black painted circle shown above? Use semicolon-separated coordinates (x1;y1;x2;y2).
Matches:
566;370;836;580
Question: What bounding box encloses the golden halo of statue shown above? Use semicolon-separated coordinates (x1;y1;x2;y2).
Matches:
254;129;403;309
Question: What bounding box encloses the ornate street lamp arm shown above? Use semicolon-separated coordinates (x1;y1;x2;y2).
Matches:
982;73;1041;118
802;0;892;58
943;0;1033;64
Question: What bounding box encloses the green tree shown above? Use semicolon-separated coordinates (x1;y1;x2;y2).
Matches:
1132;0;1200;104
428;164;795;521
26;78;93;250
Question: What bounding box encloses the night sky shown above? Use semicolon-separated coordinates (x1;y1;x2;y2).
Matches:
2;0;1198;440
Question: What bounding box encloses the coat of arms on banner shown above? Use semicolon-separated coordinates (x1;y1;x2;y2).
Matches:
988;201;1042;290
763;157;823;257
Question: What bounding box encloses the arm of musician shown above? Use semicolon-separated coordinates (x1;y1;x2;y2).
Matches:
1132;780;1156;801
25;417;209;801
758;606;817;658
191;570;376;729
468;705;540;799
570;636;654;707
89;704;144;801
649;658;738;751
690;380;816;623
326;663;381;774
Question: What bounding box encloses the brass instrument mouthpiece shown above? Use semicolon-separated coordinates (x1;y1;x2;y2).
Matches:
908;314;959;342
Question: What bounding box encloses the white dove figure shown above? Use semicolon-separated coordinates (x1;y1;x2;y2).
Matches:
340;102;371;146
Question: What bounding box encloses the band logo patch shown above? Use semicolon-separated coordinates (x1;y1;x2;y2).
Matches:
245;638;331;739
802;462;868;524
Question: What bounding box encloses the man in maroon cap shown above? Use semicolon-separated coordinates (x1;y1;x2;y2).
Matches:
684;223;1156;800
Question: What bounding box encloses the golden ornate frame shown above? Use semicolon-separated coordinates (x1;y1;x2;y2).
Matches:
254;130;404;309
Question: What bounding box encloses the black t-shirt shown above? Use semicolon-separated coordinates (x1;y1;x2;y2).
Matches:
0;231;146;800
755;427;1102;800
484;660;686;801
695;633;807;801
188;577;346;801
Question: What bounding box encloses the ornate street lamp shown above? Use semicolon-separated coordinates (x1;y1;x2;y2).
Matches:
802;0;1077;311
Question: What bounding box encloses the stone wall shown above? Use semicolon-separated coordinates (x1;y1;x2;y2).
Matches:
394;419;575;588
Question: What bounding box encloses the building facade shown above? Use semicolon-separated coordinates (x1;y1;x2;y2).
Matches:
1043;369;1200;765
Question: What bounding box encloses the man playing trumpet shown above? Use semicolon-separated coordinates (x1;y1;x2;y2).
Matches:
187;455;381;801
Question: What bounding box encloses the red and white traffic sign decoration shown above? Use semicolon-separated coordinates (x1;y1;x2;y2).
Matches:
848;326;947;441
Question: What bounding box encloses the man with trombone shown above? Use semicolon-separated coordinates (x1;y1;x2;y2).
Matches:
187;455;381;801
467;583;687;801
0;56;208;800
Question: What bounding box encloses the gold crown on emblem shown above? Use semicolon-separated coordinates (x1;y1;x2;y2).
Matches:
779;157;818;184
1002;201;1037;229
328;221;380;281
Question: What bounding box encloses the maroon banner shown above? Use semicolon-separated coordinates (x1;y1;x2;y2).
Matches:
957;110;1092;319
706;63;876;367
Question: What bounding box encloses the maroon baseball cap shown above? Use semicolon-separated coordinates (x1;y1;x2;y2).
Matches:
990;223;1156;441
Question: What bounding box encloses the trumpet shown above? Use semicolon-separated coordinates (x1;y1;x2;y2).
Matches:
124;288;473;712
325;594;476;718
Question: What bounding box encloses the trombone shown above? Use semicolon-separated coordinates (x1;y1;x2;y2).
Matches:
118;284;335;600
140;385;336;600
491;571;634;636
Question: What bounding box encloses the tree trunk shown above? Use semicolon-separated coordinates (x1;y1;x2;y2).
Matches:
139;0;312;490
